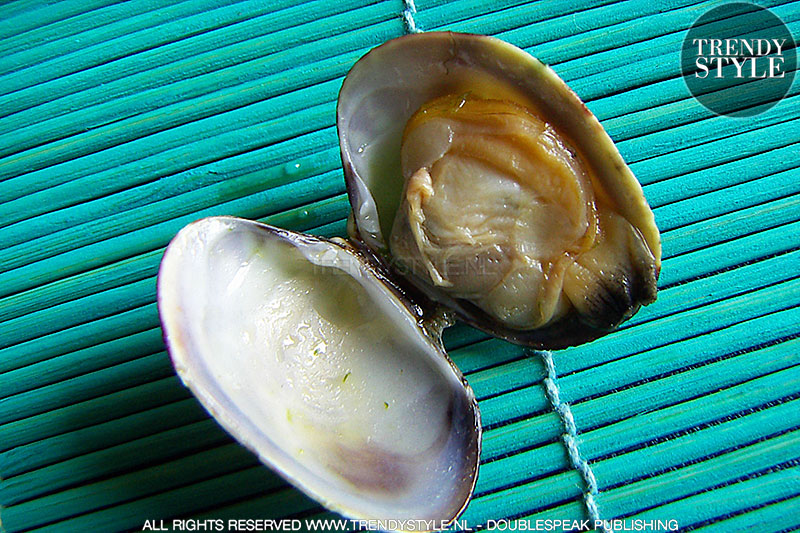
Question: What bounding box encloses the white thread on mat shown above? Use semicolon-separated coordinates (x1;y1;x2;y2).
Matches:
402;0;421;33
541;351;609;533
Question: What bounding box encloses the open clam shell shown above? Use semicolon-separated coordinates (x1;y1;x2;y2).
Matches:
337;32;661;348
158;217;480;529
157;30;664;529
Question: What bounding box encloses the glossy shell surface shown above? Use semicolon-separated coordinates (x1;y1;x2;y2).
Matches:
157;217;480;530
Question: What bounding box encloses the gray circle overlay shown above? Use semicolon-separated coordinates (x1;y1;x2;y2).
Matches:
681;2;796;118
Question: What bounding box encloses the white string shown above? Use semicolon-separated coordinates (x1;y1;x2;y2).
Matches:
402;0;421;34
540;351;609;533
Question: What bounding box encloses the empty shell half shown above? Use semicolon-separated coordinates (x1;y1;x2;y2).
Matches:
338;32;661;348
158;217;480;530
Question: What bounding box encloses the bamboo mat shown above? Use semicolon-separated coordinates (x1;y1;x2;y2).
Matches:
1;0;799;531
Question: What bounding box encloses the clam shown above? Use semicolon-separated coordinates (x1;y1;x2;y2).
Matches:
157;31;661;531
338;32;661;348
158;217;480;527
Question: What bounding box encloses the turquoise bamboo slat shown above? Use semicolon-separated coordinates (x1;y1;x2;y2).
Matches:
578;339;800;455
691;494;800;532
528;434;799;529
629;466;800;528
596;399;800;491
644;142;800;206
668;208;800;271
0;251;161;324
0;5;395;170
616;92;799;166
0;419;232;506
0;304;159;374
481;306;800;456
414;0;593;32
462;400;800;523
0;0;347;78
425;0;624;37
0;399;211;479
0;1;386;157
522;0;762;70
0;99;337;224
2;0;799;530
26;468;307;533
0;0;198;58
479;386;548;430
0;377;190;452
469;358;543;400
0;190;351;302
653;165;800;231
0;145;343;267
0;0;122;41
1;187;792;520
0;278;156;349
629;248;800;326
450;338;527;375
0;328;164;398
558;279;800;379
0;351;172;426
0;0;333;103
0;137;791;350
554;1;794;79
2;110;794;304
1;446;281;532
1;0;251;96
484;336;800;462
477;399;800;510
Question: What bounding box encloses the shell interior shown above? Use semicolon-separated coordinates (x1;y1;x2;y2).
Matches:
158;217;480;527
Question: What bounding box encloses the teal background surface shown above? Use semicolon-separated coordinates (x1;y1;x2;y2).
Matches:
0;0;798;531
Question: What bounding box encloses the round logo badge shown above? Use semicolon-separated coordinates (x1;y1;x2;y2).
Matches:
681;2;796;118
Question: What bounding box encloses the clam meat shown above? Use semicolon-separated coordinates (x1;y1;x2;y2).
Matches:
338;32;661;348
